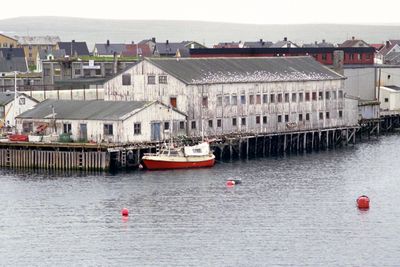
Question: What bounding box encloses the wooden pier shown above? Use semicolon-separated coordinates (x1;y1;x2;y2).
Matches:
0;126;360;171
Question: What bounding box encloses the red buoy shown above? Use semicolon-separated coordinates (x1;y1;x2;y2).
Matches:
121;208;129;217
226;180;235;187
357;195;370;209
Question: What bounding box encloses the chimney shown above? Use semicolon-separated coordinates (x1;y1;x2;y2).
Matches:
151;37;156;43
322;39;326;43
333;50;344;75
113;52;118;74
166;40;169;44
315;41;318;45
107;40;110;46
352;36;355;40
72;40;75;43
260;38;263;43
386;41;391;48
284;37;288;42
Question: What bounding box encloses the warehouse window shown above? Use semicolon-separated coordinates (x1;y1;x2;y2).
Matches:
270;94;275;103
232;118;237;126
122;74;131;85
202;96;208;108
263;94;268;104
339;90;343;98
305;92;310;101
299;92;304;102
217;95;223;106
326;112;330;119
208;120;213;128
312;92;317;101
63;123;72;134
263;116;267;124
191;121;196;129
299;114;303;121
285;93;289;102
277;93;282;103
285;115;289;122
164;122;170;131
319;112;324;120
385;98;389;103
241;95;246;104
249;95;254;104
256;115;260;124
104;124;113;135
231;95;237;105
217;119;222;127
339;110;343;118
241;117;246;126
170;97;177;108
292;93;297;102
134;123;141;135
224;95;230;105
278;115;282;123
306;113;310;121
159;75;167;84
256;94;261;104
318;92;323;100
148;75;156;84
326;91;330;100
179;121;185;130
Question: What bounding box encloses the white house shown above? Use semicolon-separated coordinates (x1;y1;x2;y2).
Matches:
16;99;187;143
380;86;400;111
0;92;38;128
102;56;358;137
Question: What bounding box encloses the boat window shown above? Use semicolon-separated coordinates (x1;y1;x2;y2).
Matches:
193;149;202;153
169;150;179;156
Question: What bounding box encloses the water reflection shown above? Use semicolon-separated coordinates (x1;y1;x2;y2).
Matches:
1;135;400;266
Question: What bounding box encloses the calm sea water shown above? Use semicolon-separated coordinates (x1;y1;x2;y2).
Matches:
1;135;400;266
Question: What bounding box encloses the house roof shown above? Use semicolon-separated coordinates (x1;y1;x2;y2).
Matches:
271;40;299;48
0;48;25;58
379;43;400;57
244;41;273;48
58;42;90;56
303;41;335;48
14;35;60;45
339;39;369;47
95;43;126;55
38;49;66;60
17;99;154;121
122;44;152;57
0;92;16;105
0;33;17;41
0;92;36;106
145;56;344;85
370;43;384;51
0;48;28;73
214;42;243;48
155;42;190;57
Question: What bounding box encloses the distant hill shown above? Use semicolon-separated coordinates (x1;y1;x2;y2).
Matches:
1;16;400;50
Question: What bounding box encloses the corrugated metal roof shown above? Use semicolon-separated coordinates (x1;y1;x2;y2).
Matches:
146;56;344;85
17;99;153;121
0;49;28;73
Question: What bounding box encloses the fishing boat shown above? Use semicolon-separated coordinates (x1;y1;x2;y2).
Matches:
142;142;215;170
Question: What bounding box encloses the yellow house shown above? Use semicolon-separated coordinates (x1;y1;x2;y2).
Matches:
15;36;60;67
0;33;18;48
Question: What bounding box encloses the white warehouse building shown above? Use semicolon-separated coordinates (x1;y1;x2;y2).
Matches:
103;57;358;137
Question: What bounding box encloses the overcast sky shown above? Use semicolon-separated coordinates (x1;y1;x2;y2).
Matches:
0;0;399;25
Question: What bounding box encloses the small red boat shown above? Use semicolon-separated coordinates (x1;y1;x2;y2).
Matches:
142;142;215;170
8;134;29;142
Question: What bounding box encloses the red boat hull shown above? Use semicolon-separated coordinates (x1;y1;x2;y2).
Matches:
142;158;215;170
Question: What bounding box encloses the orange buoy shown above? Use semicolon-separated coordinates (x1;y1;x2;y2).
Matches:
357;195;370;209
121;208;129;217
226;180;236;187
